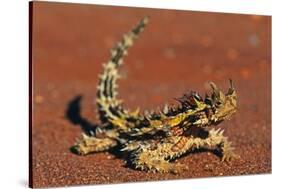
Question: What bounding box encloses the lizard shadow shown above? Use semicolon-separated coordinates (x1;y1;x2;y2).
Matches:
66;95;97;135
66;95;128;159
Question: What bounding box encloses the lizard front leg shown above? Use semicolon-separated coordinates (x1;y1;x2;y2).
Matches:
201;128;238;161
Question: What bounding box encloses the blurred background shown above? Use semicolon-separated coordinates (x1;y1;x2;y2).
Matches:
31;1;271;187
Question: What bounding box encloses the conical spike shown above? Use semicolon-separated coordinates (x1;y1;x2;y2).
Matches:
229;79;234;89
227;79;235;95
89;130;95;136
219;129;225;135
144;110;150;117
75;138;80;143
163;104;169;114
210;82;220;96
210;82;217;91
96;127;102;135
82;133;89;139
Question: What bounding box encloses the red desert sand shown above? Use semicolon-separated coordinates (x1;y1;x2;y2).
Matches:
31;2;271;187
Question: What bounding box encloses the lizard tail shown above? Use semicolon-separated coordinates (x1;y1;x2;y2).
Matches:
96;16;149;130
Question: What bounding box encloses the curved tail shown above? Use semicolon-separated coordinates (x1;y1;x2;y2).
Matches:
96;16;149;130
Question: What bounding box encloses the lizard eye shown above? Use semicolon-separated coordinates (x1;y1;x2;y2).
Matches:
215;100;223;107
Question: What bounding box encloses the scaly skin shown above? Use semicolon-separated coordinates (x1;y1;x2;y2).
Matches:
72;16;238;173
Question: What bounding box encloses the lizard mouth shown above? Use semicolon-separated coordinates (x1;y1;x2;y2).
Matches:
217;109;237;122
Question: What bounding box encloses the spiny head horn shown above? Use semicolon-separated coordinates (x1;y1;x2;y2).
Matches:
208;80;238;124
209;81;226;106
227;79;235;95
210;82;219;96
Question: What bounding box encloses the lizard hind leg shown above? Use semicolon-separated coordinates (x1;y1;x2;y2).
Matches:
130;137;189;174
71;133;117;155
132;149;186;174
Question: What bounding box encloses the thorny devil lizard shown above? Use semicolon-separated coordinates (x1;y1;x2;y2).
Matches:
72;16;238;173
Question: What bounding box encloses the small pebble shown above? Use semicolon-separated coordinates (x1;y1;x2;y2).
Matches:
204;164;214;172
35;95;44;104
226;48;239;61
240;68;250;79
248;34;259;47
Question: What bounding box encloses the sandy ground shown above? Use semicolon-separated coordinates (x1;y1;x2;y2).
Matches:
31;2;271;188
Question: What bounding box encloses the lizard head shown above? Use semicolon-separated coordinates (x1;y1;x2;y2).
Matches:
205;79;237;124
172;80;237;129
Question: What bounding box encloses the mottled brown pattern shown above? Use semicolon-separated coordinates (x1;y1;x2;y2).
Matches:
171;137;189;152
